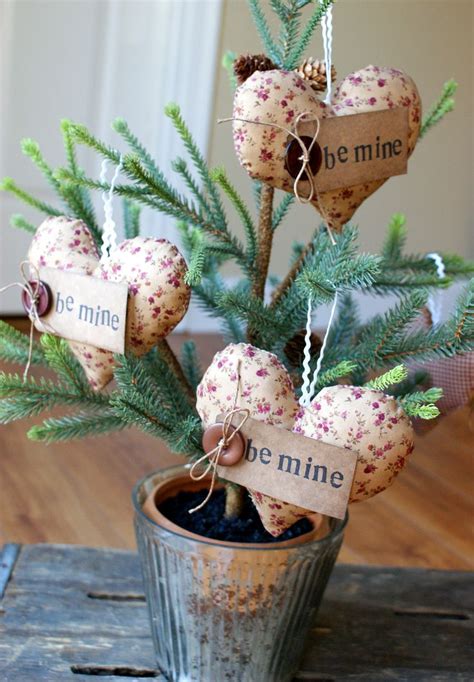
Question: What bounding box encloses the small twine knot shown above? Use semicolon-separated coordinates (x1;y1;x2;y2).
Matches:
188;407;250;515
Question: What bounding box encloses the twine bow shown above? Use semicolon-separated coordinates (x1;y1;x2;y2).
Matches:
189;359;249;514
218;111;321;204
0;261;55;381
188;407;250;514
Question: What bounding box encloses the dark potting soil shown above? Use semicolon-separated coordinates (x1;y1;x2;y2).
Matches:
158;487;313;543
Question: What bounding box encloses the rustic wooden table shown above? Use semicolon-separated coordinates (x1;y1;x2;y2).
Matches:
0;544;472;681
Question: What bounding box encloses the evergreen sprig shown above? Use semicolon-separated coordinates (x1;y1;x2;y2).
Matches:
399;387;443;420
122;199;141;239
28;411;126;443
1;177;62;217
180;341;203;391
222;50;238;91
0;373;109;423
10;214;36;234
272;193;295;231
0;321;45;366
211;167;257;262
366;365;408;391
286;0;335;69
421;80;458;139
314;360;358;391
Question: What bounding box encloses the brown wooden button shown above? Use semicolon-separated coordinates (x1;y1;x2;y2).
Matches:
202;422;245;466
284;136;322;180
21;280;52;317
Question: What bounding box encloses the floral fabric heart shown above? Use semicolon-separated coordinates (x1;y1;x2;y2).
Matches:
28;216;190;389
197;343;414;536
233;65;421;231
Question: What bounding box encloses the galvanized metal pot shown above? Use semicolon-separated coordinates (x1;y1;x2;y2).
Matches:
133;464;346;682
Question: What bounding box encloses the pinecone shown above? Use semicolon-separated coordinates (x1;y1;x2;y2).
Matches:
284;330;323;369
234;53;277;86
295;57;337;92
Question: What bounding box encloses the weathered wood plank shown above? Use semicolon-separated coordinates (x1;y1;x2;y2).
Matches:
0;543;20;599
0;544;472;681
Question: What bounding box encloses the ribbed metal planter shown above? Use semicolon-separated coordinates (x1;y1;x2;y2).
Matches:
133;465;346;682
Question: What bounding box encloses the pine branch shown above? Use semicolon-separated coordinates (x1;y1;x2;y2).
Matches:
40;335;91;394
61;124;98;229
58;122;100;242
401;387;444;407
382;213;407;261
314;360;358;390
390;370;430;398
0;321;45;366
57;167;247;264
211;167;257;262
61;119;80;174
113;117;163;176
184;239;207;286
21;138;62;195
354;291;428;366
112;354;202;456
276;1;302;68
296;252;381;301
68;123;121;164
371;271;452;293
399;387;443;420
122;199;141;239
28;411;126;443
1;177;62;217
10;214;36;234
156;339;196;406
272;193;295;231
193;276;246;343
286;0;335;69
173;158;212;215
0;373;108;423
222;50;238;91
248;0;282;65
365;365;408;391
180;341;203;392
59;181;102;244
271;240;314;306
164;103;227;226
327;292;360;353
421;79;458;139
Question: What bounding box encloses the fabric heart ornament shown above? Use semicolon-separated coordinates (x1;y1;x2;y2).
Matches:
232;65;421;231
294;385;415;502
196;342;314;535
28;216;190;389
197;343;414;535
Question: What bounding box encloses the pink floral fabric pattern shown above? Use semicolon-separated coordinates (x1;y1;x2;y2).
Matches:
28;216;190;389
233;65;421;231
196;343;312;536
197;345;415;535
294;386;414;502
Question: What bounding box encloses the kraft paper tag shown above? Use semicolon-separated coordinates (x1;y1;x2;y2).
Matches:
38;267;128;353
216;414;357;519
306;108;409;192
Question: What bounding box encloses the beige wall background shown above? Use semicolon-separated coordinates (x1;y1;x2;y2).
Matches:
208;0;473;277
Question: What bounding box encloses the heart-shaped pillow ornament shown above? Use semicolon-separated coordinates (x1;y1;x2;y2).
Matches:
197;343;415;536
28;216;191;389
294;385;415;502
196;343;315;535
232;65;421;231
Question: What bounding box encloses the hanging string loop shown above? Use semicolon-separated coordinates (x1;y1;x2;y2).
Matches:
100;155;123;263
